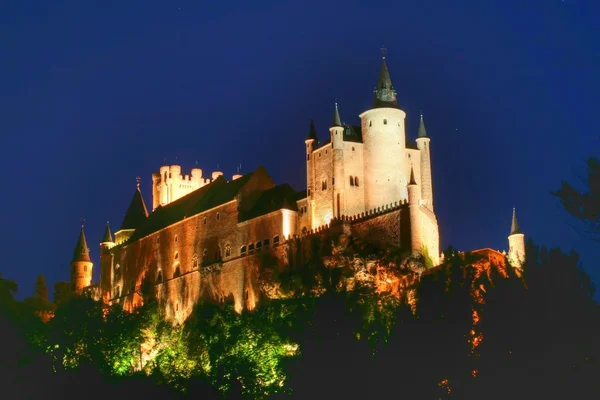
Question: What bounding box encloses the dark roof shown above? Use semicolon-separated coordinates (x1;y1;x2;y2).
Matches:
315;138;332;149
72;227;91;263
240;184;299;222
510;208;522;235
343;125;363;143
102;223;113;243
307;119;317;141
295;189;307;201
119;188;149;230
418;114;428;138
373;57;399;109
406;137;419;150
332;103;342;127
127;171;256;242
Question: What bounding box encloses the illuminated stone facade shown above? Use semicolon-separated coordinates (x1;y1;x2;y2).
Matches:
67;56;525;322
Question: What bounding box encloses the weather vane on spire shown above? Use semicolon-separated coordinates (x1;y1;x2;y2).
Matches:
136;176;141;189
381;46;387;59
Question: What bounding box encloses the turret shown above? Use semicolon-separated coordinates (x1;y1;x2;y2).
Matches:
191;168;203;186
359;52;408;209
407;167;422;256
330;103;345;218
305;119;317;224
415;113;434;211
99;221;115;302
71;225;93;294
508;208;525;269
159;165;169;206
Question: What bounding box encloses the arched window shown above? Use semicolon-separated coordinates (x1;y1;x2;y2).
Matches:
174;264;181;278
174;251;179;260
256;241;262;251
203;216;207;225
216;212;220;220
157;237;160;244
350;176;354;186
175;235;178;243
225;245;231;257
241;245;247;255
202;248;208;263
193;254;199;268
273;235;280;245
249;243;255;253
263;238;270;247
354;176;359;187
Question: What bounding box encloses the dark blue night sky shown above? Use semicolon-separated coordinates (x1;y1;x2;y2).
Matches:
1;0;598;299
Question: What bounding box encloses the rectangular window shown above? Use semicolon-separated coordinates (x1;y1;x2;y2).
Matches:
263;238;270;247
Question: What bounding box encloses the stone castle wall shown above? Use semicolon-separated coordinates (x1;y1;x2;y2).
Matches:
418;205;440;265
312;143;334;227
341;141;365;218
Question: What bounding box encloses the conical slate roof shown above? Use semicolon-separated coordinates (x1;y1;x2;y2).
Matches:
418;114;428;138
373;57;398;108
409;166;417;185
101;222;113;243
510;208;522;235
120;186;149;231
72;226;91;263
332;103;342;127
307;119;318;141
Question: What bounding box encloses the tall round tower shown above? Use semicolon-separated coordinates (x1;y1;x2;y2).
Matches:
359;54;408;210
415;114;434;211
71;225;93;294
508;208;526;269
330;102;345;218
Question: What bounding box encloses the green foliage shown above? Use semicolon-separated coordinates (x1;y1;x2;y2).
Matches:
186;301;301;398
421;245;435;269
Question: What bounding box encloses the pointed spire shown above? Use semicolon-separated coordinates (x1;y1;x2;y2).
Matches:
119;178;149;231
409;166;417;185
102;221;113;243
72;225;91;263
307;118;317;141
418;112;428;138
332;102;342;127
510;208;522;235
373;50;398;108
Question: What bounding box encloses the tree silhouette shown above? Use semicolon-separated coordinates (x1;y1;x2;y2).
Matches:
552;155;600;241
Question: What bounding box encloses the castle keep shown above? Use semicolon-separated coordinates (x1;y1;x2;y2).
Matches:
69;56;525;323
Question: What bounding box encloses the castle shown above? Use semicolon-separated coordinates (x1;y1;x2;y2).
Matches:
68;55;526;323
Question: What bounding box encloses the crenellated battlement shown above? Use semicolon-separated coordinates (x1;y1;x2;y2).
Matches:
151;164;223;211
